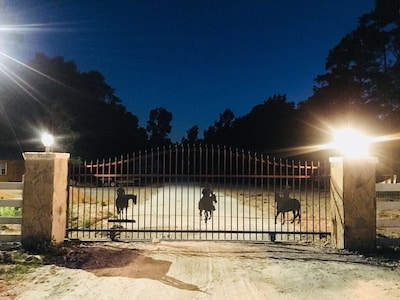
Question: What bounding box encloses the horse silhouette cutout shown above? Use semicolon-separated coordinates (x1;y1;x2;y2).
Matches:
274;187;301;225
198;187;217;223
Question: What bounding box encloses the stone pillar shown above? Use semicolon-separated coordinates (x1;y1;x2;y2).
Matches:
22;152;70;250
329;156;378;252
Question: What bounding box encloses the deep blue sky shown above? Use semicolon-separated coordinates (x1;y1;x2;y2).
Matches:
2;0;375;142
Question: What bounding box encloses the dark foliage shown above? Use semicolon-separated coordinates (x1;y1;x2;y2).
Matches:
0;53;147;159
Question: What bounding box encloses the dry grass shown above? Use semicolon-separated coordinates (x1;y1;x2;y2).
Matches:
67;186;159;232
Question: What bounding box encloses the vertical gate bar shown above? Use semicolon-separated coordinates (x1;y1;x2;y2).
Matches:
79;160;86;239
107;157;113;237
272;157;276;233
66;161;71;238
306;160;310;236
317;161;323;234
266;156;271;235
229;147;233;240
191;144;195;239
135;151;140;239
162;147;166;235
199;145;203;240
295;160;300;238
156;148;160;237
168;146;172;236
74;160;80;239
67;161;73;238
196;145;200;240
235;148;239;240
174;145;178;239
323;161;328;234
307;160;311;238
247;151;250;238
189;145;192;239
318;160;322;239
143;149;148;240
254;152;258;240
131;152;137;238
324;161;330;232
310;161;320;240
260;154;264;240
83;160;91;239
312;160;316;239
202;145;208;240
149;149;153;238
85;161;93;237
317;161;321;234
291;159;296;237
211;145;216;239
112;156;118;238
305;161;314;236
286;159;290;237
279;158;283;238
72;161;76;239
186;144;190;240
223;146;227;240
317;161;328;232
241;149;245;240
96;159;102;236
126;154;132;235
94;158;100;236
91;160;96;239
180;145;184;240
216;145;221;240
303;161;308;239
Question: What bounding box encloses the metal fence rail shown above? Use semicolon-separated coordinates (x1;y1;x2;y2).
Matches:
67;145;330;242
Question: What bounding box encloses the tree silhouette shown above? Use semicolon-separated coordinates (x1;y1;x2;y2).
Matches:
182;125;200;144
146;107;173;146
203;109;235;145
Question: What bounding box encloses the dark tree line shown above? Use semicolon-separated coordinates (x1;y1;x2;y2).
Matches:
1;1;400;173
184;0;400;171
0;53;150;159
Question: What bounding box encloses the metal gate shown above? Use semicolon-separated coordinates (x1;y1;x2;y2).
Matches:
67;145;330;242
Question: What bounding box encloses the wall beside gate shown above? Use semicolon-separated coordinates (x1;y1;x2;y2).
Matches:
67;145;331;242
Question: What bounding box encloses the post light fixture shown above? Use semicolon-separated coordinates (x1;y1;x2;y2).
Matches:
330;128;371;157
41;132;54;152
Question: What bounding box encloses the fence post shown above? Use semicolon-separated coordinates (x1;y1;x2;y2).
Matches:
329;156;378;252
21;152;70;250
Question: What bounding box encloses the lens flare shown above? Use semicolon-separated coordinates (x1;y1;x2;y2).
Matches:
330;128;370;157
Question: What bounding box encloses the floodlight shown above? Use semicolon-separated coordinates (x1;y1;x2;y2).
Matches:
330;128;370;157
41;132;54;152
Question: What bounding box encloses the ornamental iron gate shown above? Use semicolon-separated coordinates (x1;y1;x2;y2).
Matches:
67;145;330;242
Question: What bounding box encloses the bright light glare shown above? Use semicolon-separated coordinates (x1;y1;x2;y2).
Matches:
41;132;54;148
330;128;370;157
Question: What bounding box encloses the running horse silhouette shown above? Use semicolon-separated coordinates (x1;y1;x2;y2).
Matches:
115;186;137;220
198;187;217;223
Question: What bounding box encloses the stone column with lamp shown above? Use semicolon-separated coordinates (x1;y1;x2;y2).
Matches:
329;129;378;252
21;133;70;250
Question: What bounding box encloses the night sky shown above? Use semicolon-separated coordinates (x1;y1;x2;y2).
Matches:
1;0;375;141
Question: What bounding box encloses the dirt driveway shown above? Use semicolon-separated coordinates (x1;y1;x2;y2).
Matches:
3;241;399;300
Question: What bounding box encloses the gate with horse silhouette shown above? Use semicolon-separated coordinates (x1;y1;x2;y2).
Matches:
67;145;330;242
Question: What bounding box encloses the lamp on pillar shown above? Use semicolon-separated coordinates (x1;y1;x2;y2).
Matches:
41;132;54;152
330;128;370;157
329;127;378;252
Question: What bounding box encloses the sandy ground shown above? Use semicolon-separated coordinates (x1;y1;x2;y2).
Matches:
3;241;400;300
